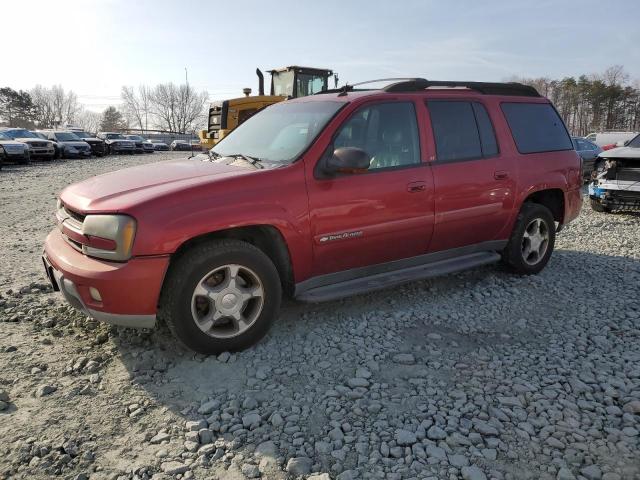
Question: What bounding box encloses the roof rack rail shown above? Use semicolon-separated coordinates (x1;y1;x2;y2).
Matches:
382;78;540;97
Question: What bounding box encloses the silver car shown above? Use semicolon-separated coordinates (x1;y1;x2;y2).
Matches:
0;131;30;167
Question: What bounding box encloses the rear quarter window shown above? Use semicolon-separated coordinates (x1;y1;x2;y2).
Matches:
501;103;572;154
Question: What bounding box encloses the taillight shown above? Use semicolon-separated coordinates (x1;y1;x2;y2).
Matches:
602;143;616;151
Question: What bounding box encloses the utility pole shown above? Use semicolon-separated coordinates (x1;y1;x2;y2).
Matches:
185;67;188;87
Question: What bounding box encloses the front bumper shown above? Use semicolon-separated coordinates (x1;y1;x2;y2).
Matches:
30;148;55;157
43;228;169;328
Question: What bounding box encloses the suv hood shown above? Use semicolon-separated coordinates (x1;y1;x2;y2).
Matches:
599;146;640;159
60;157;256;212
15;137;52;144
0;139;26;147
78;136;102;142
60;141;90;147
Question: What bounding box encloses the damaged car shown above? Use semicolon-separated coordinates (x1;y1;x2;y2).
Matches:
589;133;640;212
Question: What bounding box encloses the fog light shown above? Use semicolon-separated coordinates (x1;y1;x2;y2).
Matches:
89;287;102;302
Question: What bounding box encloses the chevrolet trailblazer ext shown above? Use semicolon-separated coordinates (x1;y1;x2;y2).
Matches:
43;79;582;354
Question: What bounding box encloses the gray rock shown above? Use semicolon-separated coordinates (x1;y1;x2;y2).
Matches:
392;353;415;365
161;461;189;475
427;425;447;440
622;400;640;414
255;441;277;457
242;413;261;428
198;428;213;444
186;419;207;431
395;429;416;446
36;385;56;397
557;468;576;480
337;470;357;480
449;454;469;467
461;465;487;480
150;431;171;444
241;463;260;478
0;389;8;402
580;465;602;480
426;445;447;460
308;475;332;480
285;456;312;476
347;377;369;388
217;351;231;363
198;400;219;415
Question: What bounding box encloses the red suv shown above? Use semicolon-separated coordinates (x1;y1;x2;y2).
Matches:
43;79;582;354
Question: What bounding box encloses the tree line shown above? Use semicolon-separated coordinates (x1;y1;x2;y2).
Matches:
0;83;209;134
2;66;638;137
509;66;640;137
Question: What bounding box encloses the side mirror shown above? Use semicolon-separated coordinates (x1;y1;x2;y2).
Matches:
324;147;370;175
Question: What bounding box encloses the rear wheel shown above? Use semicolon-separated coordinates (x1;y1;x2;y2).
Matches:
158;239;282;354
502;203;556;275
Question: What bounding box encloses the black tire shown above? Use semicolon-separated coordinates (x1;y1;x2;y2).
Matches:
590;198;611;213
158;239;282;354
502;202;556;275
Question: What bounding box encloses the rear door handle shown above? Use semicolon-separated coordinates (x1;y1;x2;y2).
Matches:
407;181;427;193
494;170;509;180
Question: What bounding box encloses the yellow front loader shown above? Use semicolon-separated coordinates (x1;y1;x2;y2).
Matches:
199;66;335;150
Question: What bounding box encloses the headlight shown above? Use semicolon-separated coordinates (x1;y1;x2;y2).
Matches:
81;215;137;261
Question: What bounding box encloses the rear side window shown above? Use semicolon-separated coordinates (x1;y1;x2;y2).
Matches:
501;103;572;154
427;101;498;162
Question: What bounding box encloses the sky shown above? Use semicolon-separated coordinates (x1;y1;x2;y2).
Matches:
3;0;639;111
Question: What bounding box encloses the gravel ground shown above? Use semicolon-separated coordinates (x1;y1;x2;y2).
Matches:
0;153;639;480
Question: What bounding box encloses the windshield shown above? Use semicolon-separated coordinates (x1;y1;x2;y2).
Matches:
4;129;37;139
628;134;640;148
272;70;295;96
73;131;91;137
56;132;81;141
106;133;125;139
212;100;344;163
296;73;328;96
127;135;143;141
0;132;10;140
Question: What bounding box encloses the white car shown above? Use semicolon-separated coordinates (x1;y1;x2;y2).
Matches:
585;131;638;148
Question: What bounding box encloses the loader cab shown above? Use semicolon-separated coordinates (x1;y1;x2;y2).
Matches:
269;66;334;98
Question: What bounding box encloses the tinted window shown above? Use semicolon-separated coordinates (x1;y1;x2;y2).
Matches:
501;103;572;154
334;102;420;170
628;134;640;148
472;103;498;157
428;101;481;161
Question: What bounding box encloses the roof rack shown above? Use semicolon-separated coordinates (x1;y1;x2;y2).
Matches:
382;78;540;97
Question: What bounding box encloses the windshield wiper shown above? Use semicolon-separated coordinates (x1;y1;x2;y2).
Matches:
228;153;265;169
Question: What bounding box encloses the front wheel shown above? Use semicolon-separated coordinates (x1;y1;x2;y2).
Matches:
158;239;282;354
502;203;556;275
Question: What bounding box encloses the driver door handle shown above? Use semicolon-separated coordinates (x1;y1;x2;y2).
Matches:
407;181;427;193
494;170;509;180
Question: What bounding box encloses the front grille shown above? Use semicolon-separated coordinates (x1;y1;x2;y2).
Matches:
30;141;47;148
63;205;86;224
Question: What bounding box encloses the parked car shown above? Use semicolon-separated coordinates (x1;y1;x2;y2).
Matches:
588;133;640;212
148;139;169;151
124;135;154;153
43;79;582;354
68;129;106;157
0;128;55;160
585;131;638;150
97;132;136;154
0;131;30;167
572;136;602;181
190;140;202;151
170;140;191;151
37;130;92;159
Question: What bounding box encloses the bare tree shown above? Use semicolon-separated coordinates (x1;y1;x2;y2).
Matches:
121;85;153;133
148;83;208;133
75;110;102;134
30;85;81;128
